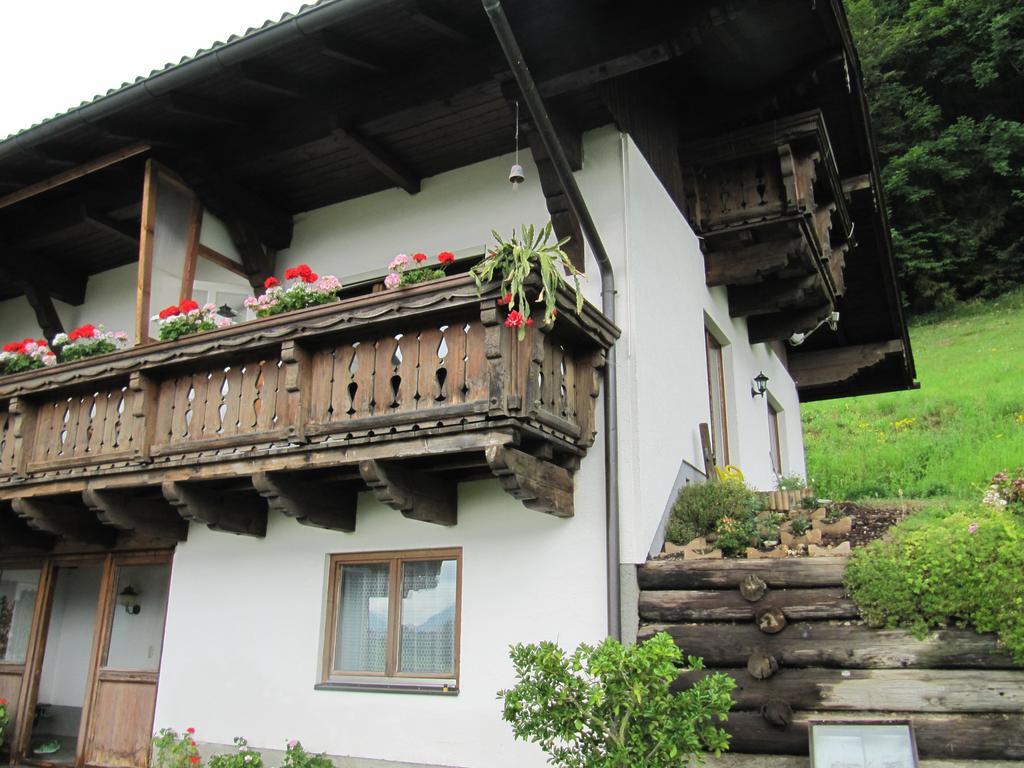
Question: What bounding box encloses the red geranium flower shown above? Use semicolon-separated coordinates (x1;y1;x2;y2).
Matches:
186;728;195;734
36;339;48;346
69;323;96;341
2;342;22;353
413;252;427;263
526;317;534;327
437;251;455;264
179;299;200;313
158;305;180;320
504;310;525;328
302;272;318;283
497;293;512;306
264;276;280;289
189;757;200;764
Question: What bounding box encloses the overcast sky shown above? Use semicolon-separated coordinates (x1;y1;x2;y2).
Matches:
0;0;309;139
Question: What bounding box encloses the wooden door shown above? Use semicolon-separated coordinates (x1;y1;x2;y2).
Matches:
81;553;172;768
0;563;46;759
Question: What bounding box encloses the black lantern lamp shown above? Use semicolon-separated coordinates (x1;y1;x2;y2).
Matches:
118;585;141;615
751;371;769;398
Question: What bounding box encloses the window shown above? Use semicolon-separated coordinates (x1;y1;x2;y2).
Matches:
321;548;461;694
768;401;783;476
0;567;41;664
705;330;729;465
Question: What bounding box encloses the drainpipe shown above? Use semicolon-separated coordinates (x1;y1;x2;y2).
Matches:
482;0;622;641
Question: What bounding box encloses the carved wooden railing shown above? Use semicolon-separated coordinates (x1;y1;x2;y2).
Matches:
681;110;854;343
0;275;617;544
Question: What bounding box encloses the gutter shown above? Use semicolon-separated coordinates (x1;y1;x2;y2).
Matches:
0;0;380;161
481;0;622;640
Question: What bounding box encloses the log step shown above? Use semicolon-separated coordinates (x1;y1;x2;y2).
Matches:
674;667;1024;713
638;556;847;589
639;622;1022;669
639;588;857;622
722;710;1024;761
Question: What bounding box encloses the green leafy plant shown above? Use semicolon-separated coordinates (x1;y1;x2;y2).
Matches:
789;515;812;536
153;300;232;342
0;337;56;374
498;632;734;768
280;741;333;768
208;738;262;768
153;727;202;768
471;222;583;340
0;698;10;749
755;511;784;546
799;494;820;510
845;503;1024;662
775;475;806;491
714;515;758;557
666;479;761;543
244;266;342;318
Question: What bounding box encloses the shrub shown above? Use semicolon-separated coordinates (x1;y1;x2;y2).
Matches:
498;632;735;768
208;738;261;768
789;515;812;536
0;698;10;749
845;504;1024;662
714;515;758;556
281;741;333;768
667;479;760;543
153;727;202;768
799;494;820;510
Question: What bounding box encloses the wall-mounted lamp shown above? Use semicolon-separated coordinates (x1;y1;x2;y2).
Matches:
751;371;769;398
118;585;141;615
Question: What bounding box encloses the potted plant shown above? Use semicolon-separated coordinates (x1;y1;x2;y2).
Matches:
0;697;9;750
471;223;583;340
153;300;233;342
52;323;128;362
0;337;56;375
383;250;456;289
244;264;342;318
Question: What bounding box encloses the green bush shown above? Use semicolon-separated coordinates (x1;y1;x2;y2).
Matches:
714;515;758;557
498;632;735;768
281;742;333;768
667;480;761;543
208;738;262;768
845;504;1024;662
790;515;812;536
152;727;201;768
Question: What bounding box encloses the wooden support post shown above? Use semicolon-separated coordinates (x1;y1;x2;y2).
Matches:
81;488;187;540
135;159;158;344
485;445;574;518
280;340;312;442
12;497;116;547
251;472;357;532
8;397;37;477
20;282;65;340
358;459;457;526
330;120;421;195
0;504;53;550
128;371;156;461
161;481;268;537
481;302;511;416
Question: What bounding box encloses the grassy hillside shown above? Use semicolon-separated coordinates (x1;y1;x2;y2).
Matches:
802;289;1024;501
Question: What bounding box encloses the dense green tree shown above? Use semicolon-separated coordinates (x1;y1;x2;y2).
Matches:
846;0;1024;311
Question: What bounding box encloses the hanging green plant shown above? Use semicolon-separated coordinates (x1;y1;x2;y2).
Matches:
471;222;583;340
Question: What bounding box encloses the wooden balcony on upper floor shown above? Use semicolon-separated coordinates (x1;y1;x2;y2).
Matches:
681;110;854;344
0;275;617;551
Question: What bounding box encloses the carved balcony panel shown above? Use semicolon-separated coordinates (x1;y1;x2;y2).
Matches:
682;110;854;341
0;275;617;546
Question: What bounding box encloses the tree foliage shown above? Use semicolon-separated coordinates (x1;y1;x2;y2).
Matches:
847;0;1024;311
498;633;735;768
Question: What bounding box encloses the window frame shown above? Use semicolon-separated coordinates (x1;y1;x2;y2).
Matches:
704;329;730;466
320;547;462;695
767;399;783;476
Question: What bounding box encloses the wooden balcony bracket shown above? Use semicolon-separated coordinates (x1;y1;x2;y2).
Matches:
161;481;268;537
12;496;116;547
82;488;187;541
251;471;357;532
0;503;54;550
485;445;574;518
358;459;457;526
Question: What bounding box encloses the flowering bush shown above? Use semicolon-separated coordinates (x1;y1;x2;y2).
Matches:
153;300;232;342
0;697;9;749
470;223;583;340
244;265;342;318
52;323;128;362
983;468;1024;511
208;738;262;768
0;337;56;375
153;727;202;768
280;741;333;768
383;250;456;290
714;514;758;557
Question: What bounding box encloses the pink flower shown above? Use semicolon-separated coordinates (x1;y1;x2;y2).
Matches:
287;740;298;749
384;272;401;289
316;275;342;293
388;254;409;271
968;522;979;534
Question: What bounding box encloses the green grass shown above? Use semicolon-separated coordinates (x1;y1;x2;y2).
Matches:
802;288;1024;501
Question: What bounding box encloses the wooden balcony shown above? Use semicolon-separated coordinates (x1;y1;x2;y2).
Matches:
681;110;854;343
0;275;617;549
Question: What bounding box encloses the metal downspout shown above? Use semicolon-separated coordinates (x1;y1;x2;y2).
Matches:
481;0;622;640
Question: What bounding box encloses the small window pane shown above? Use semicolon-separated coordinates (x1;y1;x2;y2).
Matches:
0;568;40;664
335;563;390;674
105;564;171;671
399;559;457;675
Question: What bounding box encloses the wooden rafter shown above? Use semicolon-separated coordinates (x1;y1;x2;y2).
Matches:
412;0;475;43
0;503;53;550
789;340;904;389
317;31;388;73
252;472;357;532
81;488;188;541
330;120;421;195
485;445;574;518
161;481;268;537
705;238;806;287
11;497;115;546
728;274;826;318
748;303;833;345
237;62;320;100
359;459;457;526
165;93;248;126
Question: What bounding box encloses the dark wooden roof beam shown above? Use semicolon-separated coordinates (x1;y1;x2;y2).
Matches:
728;274;826;318
412;0;475;43
85;210;140;246
331;120;421;195
237;62;320;100
748;302;834;345
165;93;250;126
317;30;389;74
12;496;115;546
789;339;904;389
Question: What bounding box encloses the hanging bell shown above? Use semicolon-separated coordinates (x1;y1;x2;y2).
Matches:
508;163;525;186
